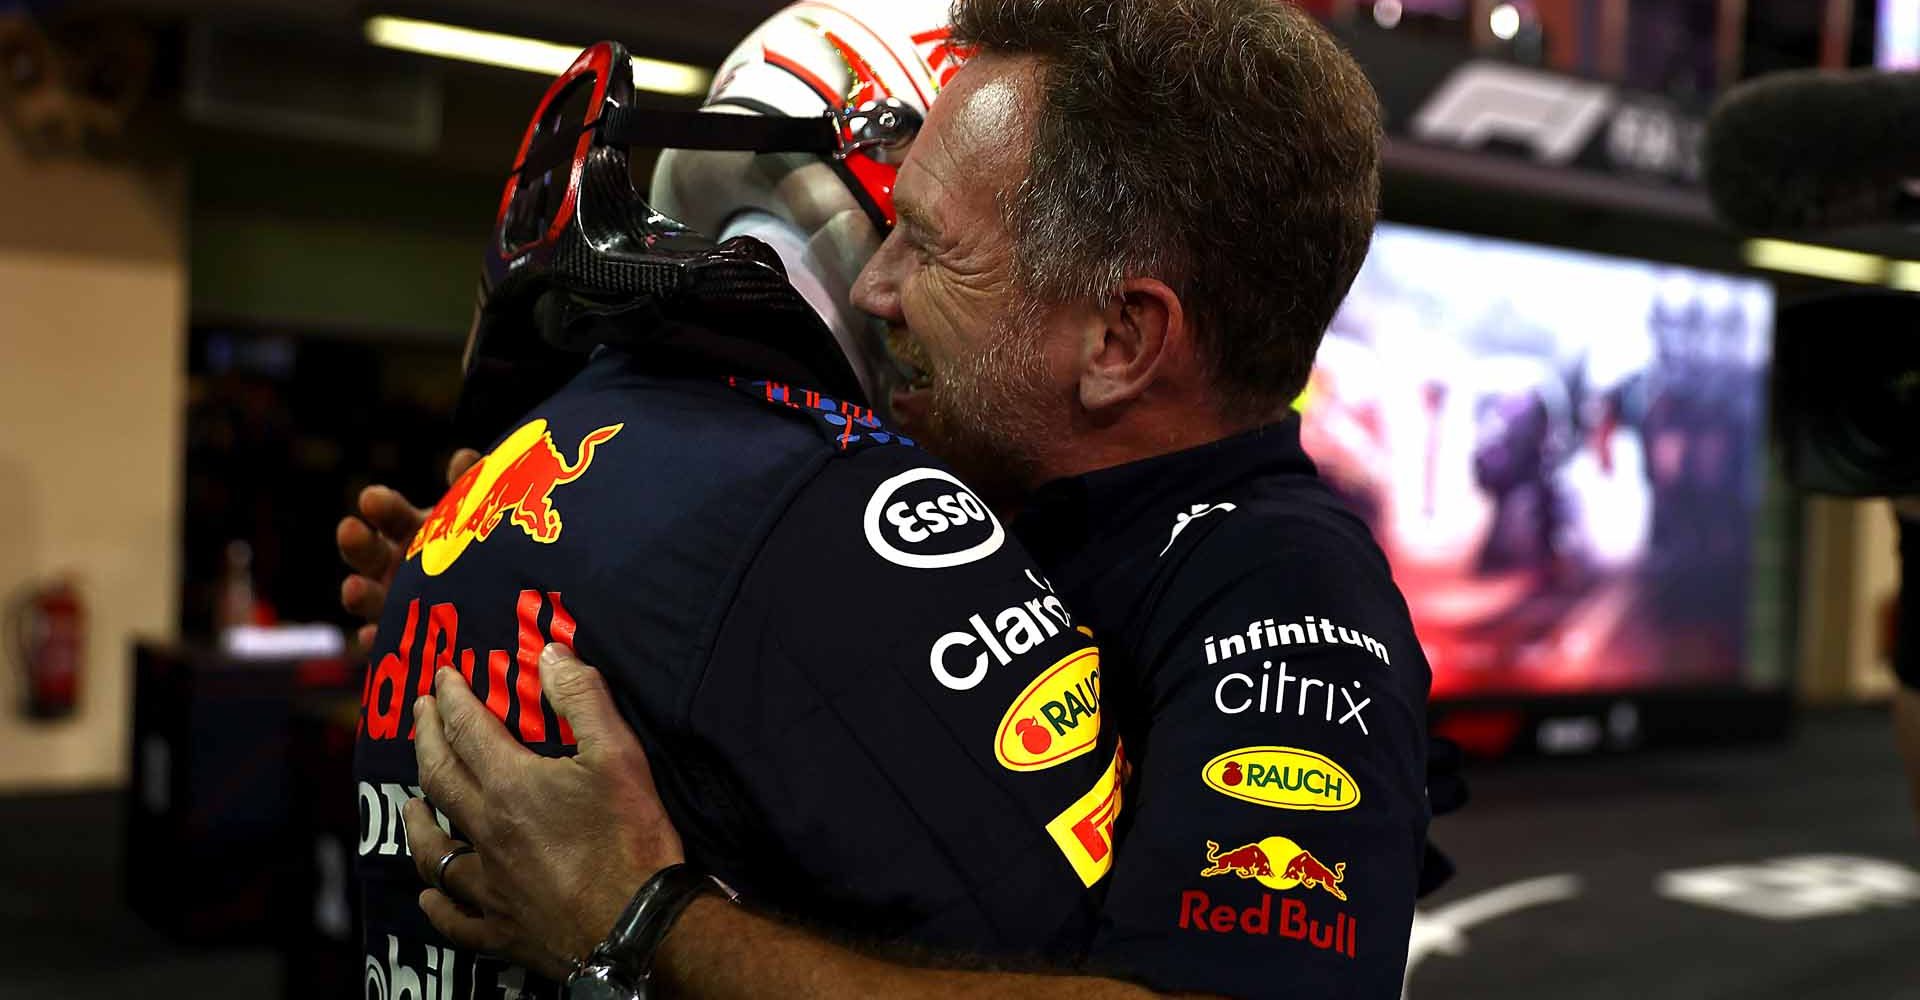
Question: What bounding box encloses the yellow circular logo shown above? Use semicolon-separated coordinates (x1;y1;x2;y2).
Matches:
1200;746;1360;811
994;647;1101;771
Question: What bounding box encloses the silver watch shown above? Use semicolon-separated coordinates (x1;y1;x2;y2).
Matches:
565;963;642;1000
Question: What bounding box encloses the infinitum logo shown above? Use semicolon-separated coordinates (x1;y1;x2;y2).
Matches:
1203;615;1391;667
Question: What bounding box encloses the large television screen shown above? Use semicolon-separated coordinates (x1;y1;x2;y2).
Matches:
1303;223;1774;699
1879;0;1920;69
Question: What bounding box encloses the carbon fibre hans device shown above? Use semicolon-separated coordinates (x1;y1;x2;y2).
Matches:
454;39;922;444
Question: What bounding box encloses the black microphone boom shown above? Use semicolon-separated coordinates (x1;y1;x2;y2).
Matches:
1705;68;1920;232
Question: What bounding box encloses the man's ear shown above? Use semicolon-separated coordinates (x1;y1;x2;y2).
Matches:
1078;277;1186;411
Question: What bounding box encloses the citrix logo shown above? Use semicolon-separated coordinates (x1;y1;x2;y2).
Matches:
1214;660;1372;734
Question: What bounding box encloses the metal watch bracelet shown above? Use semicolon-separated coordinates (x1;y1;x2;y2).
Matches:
565;863;735;998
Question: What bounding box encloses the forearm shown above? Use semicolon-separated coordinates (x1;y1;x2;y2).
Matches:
655;897;1170;1000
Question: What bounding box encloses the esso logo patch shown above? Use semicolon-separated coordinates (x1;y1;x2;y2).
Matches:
863;467;1004;569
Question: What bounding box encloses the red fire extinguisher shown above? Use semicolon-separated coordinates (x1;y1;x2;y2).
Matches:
9;577;83;719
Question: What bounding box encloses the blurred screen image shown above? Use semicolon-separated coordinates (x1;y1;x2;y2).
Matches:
1304;223;1773;699
1880;0;1920;69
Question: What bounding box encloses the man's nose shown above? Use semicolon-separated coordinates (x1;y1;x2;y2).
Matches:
851;233;906;323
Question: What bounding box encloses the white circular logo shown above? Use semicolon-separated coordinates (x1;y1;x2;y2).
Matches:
863;467;1005;569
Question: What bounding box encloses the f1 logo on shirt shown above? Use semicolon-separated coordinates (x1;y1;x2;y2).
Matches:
863;467;1005;569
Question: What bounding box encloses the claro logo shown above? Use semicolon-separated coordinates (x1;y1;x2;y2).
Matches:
928;572;1074;691
864;467;1005;569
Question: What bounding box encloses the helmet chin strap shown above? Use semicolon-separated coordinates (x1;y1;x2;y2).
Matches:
721;209;891;405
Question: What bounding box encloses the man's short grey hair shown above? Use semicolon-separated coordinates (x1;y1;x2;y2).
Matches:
950;0;1383;419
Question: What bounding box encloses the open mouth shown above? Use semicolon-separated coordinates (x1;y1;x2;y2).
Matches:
885;328;935;394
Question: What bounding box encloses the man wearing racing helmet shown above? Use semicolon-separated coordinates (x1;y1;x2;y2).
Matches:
344;0;1444;996
343;4;1132;997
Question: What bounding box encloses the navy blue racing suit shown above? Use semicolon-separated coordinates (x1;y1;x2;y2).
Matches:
353;345;1121;999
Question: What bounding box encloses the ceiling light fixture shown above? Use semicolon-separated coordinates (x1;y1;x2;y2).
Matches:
1489;3;1522;42
1743;238;1889;285
365;15;711;97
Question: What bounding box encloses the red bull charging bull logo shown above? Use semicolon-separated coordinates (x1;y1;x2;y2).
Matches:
408;419;624;576
1180;835;1358;958
1201;836;1348;901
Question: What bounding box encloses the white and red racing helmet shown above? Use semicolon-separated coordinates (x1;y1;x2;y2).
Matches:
456;4;967;443
652;0;968;401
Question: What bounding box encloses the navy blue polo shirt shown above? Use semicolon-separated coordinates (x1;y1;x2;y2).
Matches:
1017;416;1433;999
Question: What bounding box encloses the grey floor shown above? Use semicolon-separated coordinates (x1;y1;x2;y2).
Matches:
0;708;1915;999
1409;707;1920;999
0;791;277;997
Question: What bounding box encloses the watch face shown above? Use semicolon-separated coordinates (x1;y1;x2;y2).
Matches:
567;965;641;1000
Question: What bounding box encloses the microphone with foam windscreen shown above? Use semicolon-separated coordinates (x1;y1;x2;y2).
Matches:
1708;70;1920;497
1705;68;1920;232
